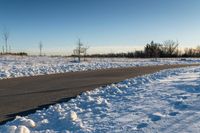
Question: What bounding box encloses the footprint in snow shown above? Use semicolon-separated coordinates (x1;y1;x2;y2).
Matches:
173;101;189;110
168;111;179;116
177;95;188;100
148;112;163;122
137;123;148;129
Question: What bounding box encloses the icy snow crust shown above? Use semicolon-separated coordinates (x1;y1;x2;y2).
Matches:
0;56;200;79
1;66;200;132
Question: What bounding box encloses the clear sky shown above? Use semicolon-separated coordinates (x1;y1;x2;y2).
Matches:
0;0;200;55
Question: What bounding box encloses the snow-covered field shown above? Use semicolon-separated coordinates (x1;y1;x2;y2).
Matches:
1;66;200;132
0;55;200;79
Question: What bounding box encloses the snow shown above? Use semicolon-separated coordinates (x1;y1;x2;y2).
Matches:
1;65;200;132
0;56;200;80
69;111;78;121
5;125;30;133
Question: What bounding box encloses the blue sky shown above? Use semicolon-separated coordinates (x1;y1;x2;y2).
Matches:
0;0;200;55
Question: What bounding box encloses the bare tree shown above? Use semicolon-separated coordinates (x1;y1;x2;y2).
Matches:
2;29;9;53
73;39;89;62
163;40;179;57
184;48;196;57
2;46;4;54
39;41;43;56
77;39;83;62
196;45;200;55
83;46;89;61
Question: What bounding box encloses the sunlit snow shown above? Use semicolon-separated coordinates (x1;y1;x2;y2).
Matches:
0;55;200;79
1;66;200;132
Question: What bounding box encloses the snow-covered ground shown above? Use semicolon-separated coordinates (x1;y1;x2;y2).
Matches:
0;55;200;79
1;66;200;133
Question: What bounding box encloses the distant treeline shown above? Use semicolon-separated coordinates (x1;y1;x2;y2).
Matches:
1;40;200;58
0;52;28;56
84;40;200;58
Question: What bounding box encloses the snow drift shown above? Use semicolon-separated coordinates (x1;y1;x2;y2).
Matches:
1;66;200;132
0;56;200;80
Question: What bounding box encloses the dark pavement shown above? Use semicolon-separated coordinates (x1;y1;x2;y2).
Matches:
0;64;199;124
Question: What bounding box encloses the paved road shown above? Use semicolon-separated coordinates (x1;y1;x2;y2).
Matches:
0;64;199;124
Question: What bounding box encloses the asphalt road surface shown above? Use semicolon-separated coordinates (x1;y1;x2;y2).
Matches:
0;64;199;124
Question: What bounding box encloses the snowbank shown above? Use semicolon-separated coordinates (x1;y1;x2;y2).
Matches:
0;55;200;80
1;66;200;132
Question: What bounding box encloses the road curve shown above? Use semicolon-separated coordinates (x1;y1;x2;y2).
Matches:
0;64;199;124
